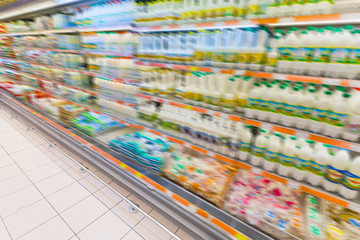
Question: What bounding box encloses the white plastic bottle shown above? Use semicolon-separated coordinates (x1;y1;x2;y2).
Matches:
339;156;360;199
245;82;261;118
250;128;268;166
307;144;331;186
297;88;316;130
263;132;282;172
239;125;253;161
278;136;297;177
310;90;332;134
292;140;313;181
323;150;351;192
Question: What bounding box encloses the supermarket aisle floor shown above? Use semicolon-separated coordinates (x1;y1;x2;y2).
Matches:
0;108;195;240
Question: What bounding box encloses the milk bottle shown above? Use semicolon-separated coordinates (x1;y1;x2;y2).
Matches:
269;84;286;123
324;150;350;192
297;88;316;130
307;144;331;186
339;156;360;199
292;30;312;75
245;82;261;118
308;28;328;76
343;95;360;142
239;125;253;161
278;136;297;177
292;140;313;181
310;90;332;134
263;132;282;172
257;84;272;121
282;87;298;127
265;35;280;72
277;28;298;73
250;128;268;166
324;93;351;138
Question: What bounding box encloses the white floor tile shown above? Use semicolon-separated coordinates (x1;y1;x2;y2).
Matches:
94;186;123;209
134;217;172;240
78;175;105;194
25;161;63;183
10;148;46;162
69;236;80;240
0;174;31;199
0;185;43;218
18;216;74;240
0;163;22;182
0;147;7;157
3;199;57;239
78;211;131;240
0;219;11;240
60;195;108;233
0;155;13;168
64;165;89;181
122;230;144;240
3;141;35;154
112;201;144;228
47;182;91;213
17;154;53;172
35;171;76;197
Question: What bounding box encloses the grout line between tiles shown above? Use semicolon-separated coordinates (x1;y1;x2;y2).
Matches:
0;215;13;240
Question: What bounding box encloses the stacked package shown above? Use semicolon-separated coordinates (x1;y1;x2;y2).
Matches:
223;170;303;239
59;104;84;124
164;149;237;207
109;131;172;174
70;111;119;136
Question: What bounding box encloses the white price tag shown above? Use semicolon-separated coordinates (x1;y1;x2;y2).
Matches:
296;132;309;139
213;68;220;74
188;204;197;213
215;22;225;27
207;110;215;116
221;113;228;118
273;74;287;80
262;123;271;130
208;151;215;157
163;99;169;104
235;70;245;75
288;181;300;190
165;190;173;197
350;81;360;88
351;144;360;153
349;202;360;213
184;142;191;148
240;20;253;25
323;78;340;86
252;167;262;175
279;17;294;23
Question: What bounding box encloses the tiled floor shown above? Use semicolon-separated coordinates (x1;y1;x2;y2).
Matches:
0;107;197;240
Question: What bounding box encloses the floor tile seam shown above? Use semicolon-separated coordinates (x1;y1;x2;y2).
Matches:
19;159;59;176
9;157;78;238
148;209;181;234
120;227;144;240
2;197;45;220
68;208;111;235
110;203;145;230
0;183;32;201
92;185;124;209
0;213;13;240
0;170;27;185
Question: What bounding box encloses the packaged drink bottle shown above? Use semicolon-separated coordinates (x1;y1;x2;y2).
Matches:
307;144;331;186
263;132;282;172
310;90;332;134
323;149;350;192
245;82;261;118
297;88;316;130
277;27;298;73
324;93;351;138
292;140;313;181
339;156;360;199
278;136;297;177
264;35;280;72
250;128;268;166
239;125;253;161
269;84;286;123
308;28;328;76
257;84;272;121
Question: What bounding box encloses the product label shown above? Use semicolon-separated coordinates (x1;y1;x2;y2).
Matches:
325;165;346;184
298;105;314;119
273;101;283;114
252;145;265;158
248;53;266;65
266;56;278;67
342;171;360;191
278;47;296;61
314;47;332;63
237;53;250;64
240;141;251;152
294;157;310;170
309;160;326;176
247;4;259;15
279;153;295;167
349;218;360;228
331;47;351;63
314;108;328;123
265;150;279;163
348;48;360;64
247;98;258;109
282;103;296;116
258;99;270;112
328;111;349;127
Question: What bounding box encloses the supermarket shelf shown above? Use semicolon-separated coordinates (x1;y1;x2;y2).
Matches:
136;93;360;153
0;66;137;108
4;74;360;224
0;56;137;84
10;46;134;57
0;25;133;36
0;91;260;240
134;12;360;32
135;60;360;87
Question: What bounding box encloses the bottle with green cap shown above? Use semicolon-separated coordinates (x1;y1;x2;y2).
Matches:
276;27;297;73
310;90;332;133
263;132;282;172
245;82;262;119
239;125;253;161
265;35;281;72
278;135;297;177
307;143;331;186
292;139;313;181
297;87;316;130
324;92;352;138
308;28;328;77
250;128;269;166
